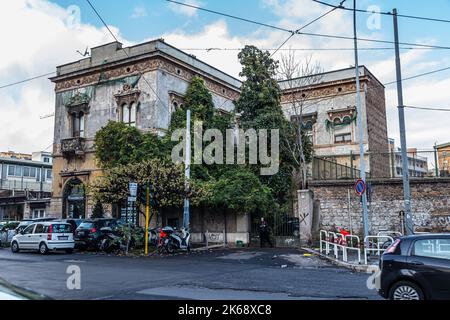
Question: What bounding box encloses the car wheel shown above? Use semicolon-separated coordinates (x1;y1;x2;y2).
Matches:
389;281;424;300
11;241;20;253
65;249;74;254
39;242;49;255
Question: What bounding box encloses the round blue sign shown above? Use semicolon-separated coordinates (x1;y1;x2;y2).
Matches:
354;179;366;196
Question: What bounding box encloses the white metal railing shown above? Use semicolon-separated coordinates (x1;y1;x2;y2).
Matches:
364;235;394;265
320;230;361;263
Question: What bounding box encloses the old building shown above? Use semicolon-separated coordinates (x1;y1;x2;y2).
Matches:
280;66;390;179
0;152;52;221
49;40;240;222
435;142;450;177
49;40;390;245
388;139;429;178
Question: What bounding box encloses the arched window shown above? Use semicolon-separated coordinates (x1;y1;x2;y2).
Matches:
343;116;352;125
302;120;313;131
121;103;137;127
333;118;342;125
79;112;85;137
71;112;85;138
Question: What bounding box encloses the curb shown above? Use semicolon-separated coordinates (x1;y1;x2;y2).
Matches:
301;247;377;273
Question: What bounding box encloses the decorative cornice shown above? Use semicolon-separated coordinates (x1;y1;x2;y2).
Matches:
54;56;240;102
281;79;367;104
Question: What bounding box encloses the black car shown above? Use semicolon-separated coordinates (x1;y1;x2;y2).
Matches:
378;234;450;300
74;219;118;249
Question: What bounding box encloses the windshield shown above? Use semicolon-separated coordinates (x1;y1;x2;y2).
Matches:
78;222;94;229
50;224;72;233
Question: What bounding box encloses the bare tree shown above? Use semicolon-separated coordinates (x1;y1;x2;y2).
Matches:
278;49;323;189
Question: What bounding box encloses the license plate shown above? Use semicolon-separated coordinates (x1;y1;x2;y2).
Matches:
58;236;69;240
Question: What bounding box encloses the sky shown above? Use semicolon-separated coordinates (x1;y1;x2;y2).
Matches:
0;0;449;155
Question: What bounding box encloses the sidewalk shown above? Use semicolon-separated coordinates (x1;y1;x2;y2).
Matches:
301;247;380;273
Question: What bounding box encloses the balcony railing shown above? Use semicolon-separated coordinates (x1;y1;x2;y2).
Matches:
61;137;86;156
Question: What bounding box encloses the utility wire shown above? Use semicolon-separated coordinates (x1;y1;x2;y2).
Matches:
271;0;346;57
404;105;450;112
383;66;450;86
166;0;450;50
86;0;168;110
313;0;450;24
165;0;293;33
0;72;55;90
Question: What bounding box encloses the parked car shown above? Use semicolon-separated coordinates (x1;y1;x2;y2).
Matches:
0;222;20;245
378;234;450;300
74;218;118;250
15;218;57;235
11;222;74;255
54;219;84;234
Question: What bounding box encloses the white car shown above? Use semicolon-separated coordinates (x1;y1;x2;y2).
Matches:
11;222;75;255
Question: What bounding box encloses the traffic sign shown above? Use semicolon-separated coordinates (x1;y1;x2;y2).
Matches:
129;182;138;197
354;179;366;196
128;196;137;203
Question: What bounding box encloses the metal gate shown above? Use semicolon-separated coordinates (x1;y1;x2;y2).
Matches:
250;214;300;247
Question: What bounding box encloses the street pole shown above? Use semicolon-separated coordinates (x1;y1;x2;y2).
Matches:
434;143;439;177
393;8;414;236
145;184;150;255
353;0;369;239
183;109;191;230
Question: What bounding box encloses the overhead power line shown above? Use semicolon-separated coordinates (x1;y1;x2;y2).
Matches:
0;72;55;90
271;0;346;57
404;105;450;112
166;0;292;33
313;0;450;24
86;0;168;110
166;0;450;50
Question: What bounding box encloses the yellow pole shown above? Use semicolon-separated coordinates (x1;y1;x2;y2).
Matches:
145;185;150;255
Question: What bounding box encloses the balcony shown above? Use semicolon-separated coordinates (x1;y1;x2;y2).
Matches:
61;137;86;156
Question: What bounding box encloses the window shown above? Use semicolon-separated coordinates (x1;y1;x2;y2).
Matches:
34;224;44;234
23;167;37;178
46;169;52;180
335;133;352;144
72;112;85;138
343;116;352;125
7;165;15;176
413;239;450;260
121;103;137;127
43;157;50;163
23;225;35;235
32;209;45;219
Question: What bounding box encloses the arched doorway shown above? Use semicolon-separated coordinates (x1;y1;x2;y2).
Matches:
63;178;86;219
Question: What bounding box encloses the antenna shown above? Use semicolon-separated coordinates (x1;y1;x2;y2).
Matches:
76;46;90;57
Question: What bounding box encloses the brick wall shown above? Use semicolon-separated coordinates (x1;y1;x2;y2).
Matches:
308;178;450;237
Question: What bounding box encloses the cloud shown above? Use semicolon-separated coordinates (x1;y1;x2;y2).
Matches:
0;0;448;155
168;0;203;17
0;0;126;153
131;6;147;19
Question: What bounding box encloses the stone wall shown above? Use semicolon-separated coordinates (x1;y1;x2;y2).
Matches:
308;178;450;238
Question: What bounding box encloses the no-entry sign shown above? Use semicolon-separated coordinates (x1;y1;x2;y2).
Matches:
354;179;366;196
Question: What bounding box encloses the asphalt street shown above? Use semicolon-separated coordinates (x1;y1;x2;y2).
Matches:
0;247;380;300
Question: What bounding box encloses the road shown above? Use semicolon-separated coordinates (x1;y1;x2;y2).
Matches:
0;247;380;300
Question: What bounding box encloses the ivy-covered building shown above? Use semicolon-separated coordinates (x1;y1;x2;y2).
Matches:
48;40;389;244
49;40;240;222
279;66;390;179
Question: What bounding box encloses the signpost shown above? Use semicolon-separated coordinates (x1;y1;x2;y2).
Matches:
127;182;138;226
354;179;366;197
